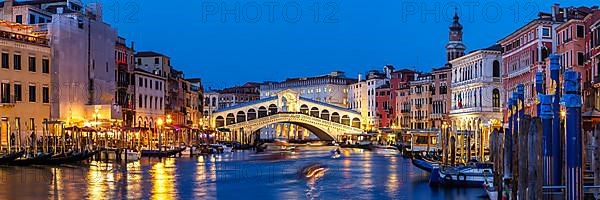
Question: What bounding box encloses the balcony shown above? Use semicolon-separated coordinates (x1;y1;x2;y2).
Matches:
429;113;444;119
0;29;48;46
450;106;502;115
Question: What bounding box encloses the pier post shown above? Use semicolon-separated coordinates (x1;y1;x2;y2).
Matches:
561;70;583;200
528;117;543;200
503;97;513;200
550;54;562;187
536;72;544;117
517;115;529;200
505;97;513;179
540;94;555;188
493;128;504;200
511;92;519;199
594;124;600;200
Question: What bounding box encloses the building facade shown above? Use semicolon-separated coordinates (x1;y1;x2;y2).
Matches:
217;82;260;109
115;36;135;127
133;68;166;129
0;22;51;147
408;74;433;129
498;5;580;120
430;66;452;129
260;71;353;107
449;45;504;162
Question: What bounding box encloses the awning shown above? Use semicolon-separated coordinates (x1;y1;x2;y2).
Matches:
582;109;600;118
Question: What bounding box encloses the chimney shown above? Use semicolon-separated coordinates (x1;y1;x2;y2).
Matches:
3;0;14;21
358;73;362;82
552;4;559;21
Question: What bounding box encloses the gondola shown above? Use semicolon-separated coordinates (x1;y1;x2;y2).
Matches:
429;162;493;187
0;150;25;164
411;156;438;173
141;147;186;157
8;153;53;166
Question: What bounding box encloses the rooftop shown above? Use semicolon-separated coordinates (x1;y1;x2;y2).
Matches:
135;51;168;58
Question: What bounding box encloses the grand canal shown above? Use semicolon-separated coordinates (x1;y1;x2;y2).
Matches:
0;148;484;199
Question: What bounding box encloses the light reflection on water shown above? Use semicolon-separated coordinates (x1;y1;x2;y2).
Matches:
0;148;485;200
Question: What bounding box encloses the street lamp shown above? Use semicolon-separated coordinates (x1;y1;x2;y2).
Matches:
156;118;164;153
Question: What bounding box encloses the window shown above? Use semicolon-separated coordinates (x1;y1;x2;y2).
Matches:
42;86;49;103
492;89;500;108
28;56;36;72
14;55;21;70
144;78;147;88
28;85;36;102
29;118;34;131
542;27;550;37
576;25;584;38
155;81;158;90
1;53;7;69
577;52;585;66
493;60;501;77
154;58;159;64
138;77;143;87
39;17;45;23
138;95;142;108
14;84;21;102
1;83;9;103
15;15;22;24
42;58;49;73
137;58;141;65
29;14;36;24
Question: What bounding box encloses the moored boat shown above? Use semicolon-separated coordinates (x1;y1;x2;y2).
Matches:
0;150;25;164
9;152;53;166
429;162;493;187
411;156;438;173
141;146;186;157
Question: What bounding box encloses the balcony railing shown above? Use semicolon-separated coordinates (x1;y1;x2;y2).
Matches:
0;30;48;46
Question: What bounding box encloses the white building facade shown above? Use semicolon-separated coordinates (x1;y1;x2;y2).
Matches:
133;69;166;129
448;45;504;162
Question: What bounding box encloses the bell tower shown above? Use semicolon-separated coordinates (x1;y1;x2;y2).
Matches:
446;9;466;62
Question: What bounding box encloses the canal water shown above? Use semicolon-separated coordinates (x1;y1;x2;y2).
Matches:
0;148;485;200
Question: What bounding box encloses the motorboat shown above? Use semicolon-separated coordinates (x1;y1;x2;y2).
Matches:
429;162;493;187
257;138;295;153
371;145;400;156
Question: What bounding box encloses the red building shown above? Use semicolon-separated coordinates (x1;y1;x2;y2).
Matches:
498;4;579;121
374;68;417;128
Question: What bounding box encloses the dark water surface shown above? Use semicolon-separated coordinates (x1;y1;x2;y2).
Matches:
0;148;485;199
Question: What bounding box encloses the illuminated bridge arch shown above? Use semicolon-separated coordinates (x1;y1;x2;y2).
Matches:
210;89;364;141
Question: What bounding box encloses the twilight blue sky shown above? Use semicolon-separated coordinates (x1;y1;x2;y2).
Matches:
98;0;593;89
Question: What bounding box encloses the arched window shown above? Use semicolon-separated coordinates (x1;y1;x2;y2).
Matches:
492;89;500;108
211;97;216;107
493;60;501;77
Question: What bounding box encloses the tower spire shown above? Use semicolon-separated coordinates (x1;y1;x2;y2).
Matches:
446;8;466;62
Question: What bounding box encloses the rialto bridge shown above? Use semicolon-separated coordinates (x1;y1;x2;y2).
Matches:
210;90;364;141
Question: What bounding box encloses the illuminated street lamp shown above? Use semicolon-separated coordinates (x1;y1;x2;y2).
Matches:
156;117;164;153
